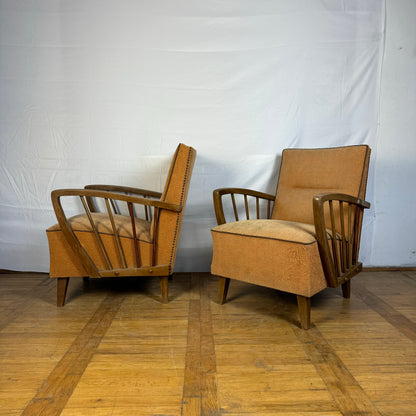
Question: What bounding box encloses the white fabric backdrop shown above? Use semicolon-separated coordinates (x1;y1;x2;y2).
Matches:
0;1;385;272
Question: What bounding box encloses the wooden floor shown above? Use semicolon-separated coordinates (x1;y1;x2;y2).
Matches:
0;271;415;416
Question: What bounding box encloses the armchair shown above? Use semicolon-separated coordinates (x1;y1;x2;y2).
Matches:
46;143;196;306
211;145;370;329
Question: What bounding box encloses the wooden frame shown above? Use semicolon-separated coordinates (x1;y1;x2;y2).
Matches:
213;187;275;225
313;192;370;289
51;185;183;306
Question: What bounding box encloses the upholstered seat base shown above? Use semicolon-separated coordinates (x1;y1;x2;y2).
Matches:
211;219;328;298
47;213;153;278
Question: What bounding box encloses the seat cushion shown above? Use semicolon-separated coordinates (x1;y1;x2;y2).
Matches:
211;219;328;298
46;213;153;278
47;213;152;239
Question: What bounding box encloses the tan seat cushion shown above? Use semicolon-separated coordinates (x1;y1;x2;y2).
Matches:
211;219;328;298
47;213;152;240
46;214;153;278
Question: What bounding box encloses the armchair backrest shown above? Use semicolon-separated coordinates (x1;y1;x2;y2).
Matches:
272;145;371;225
154;143;196;272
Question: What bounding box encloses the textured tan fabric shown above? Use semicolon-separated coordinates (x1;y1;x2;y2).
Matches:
215;219;318;244
272;145;371;225
211;145;370;298
155;144;197;272
47;143;196;278
47;229;153;277
211;220;327;297
48;213;151;239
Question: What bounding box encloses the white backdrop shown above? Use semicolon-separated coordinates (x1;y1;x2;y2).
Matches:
0;1;386;272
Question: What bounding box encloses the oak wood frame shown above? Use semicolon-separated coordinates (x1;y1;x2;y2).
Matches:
213;188;370;330
313;192;370;289
213;188;275;226
52;185;183;306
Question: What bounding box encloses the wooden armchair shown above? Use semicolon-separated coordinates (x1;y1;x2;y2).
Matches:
46;143;196;306
211;145;371;329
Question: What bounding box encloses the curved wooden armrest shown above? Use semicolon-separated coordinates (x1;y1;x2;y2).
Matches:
52;189;181;212
213;187;275;225
313;193;370;288
84;185;162;213
314;193;370;210
84;184;162;198
50;188;182;278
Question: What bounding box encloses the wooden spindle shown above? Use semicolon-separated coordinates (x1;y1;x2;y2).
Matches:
105;199;127;269
329;201;341;277
80;196;112;270
244;194;249;220
348;203;353;269
231;194;239;221
144;197;149;221
128;202;141;267
353;206;363;264
110;199;118;214
339;201;347;273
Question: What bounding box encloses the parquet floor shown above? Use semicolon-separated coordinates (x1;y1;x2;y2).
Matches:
0;271;415;415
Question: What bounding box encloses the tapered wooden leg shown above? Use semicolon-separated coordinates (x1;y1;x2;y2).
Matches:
342;280;351;298
160;276;169;303
57;278;69;307
218;277;230;305
297;295;311;330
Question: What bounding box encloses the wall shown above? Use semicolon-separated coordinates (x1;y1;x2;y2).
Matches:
370;0;416;266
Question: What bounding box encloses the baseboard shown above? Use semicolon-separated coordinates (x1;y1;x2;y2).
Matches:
363;266;416;272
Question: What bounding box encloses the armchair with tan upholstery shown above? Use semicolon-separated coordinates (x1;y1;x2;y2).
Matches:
46;143;196;306
211;145;371;329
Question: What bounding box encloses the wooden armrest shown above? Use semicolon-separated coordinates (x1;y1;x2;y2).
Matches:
84;185;162;213
50;188;182;278
84;184;162;199
52;189;181;212
313;192;370;288
213;187;275;225
313;192;370;210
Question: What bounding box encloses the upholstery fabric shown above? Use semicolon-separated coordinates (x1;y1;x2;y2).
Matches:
211;145;371;298
47;214;153;278
46;143;196;278
272;145;371;226
155;144;197;272
211;220;328;297
48;213;151;238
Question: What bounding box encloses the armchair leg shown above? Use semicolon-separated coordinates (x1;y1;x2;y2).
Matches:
297;295;311;330
160;276;169;303
342;280;351;298
57;278;69;307
218;277;230;305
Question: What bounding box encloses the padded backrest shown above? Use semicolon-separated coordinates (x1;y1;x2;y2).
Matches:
154;143;196;271
272;145;371;225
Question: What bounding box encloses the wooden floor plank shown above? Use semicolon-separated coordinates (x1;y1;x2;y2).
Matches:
200;276;220;416
181;274;220;416
0;274;54;331
20;294;124;416
0;271;415;415
354;279;416;341
293;326;382;416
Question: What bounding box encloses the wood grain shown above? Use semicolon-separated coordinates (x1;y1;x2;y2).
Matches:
20;293;124;416
0;271;415;415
